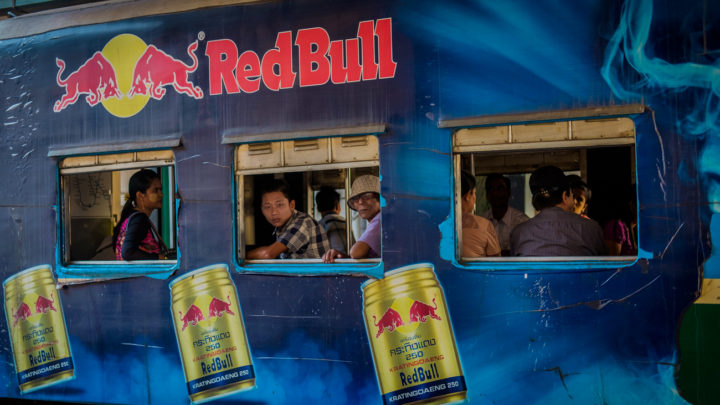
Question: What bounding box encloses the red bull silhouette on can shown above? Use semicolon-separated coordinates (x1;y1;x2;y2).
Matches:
3;265;74;393
170;264;254;403
362;263;466;405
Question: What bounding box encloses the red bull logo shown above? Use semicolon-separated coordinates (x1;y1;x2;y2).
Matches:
179;295;235;332
12;302;32;327
53;34;203;117
408;297;441;324
179;304;205;332
11;293;58;327
128;41;203;100
373;297;442;338
54;52;122;112
374;307;405;338
53;18;396;117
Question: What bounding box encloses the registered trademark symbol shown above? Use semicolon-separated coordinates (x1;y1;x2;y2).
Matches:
198;31;205;41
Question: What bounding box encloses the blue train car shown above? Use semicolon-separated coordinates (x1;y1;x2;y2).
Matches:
0;0;717;403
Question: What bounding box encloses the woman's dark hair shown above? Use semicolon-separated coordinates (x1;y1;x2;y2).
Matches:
529;166;570;211
112;169;161;252
567;174;592;202
460;171;477;198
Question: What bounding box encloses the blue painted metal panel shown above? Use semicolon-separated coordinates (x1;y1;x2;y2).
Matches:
0;0;715;403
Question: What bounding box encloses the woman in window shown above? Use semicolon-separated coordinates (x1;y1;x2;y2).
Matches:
603;185;638;256
460;171;501;257
112;169;169;260
567;174;591;219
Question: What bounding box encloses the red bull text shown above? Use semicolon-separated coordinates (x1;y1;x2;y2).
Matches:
170;264;254;403
362;263;466;405
3;265;74;393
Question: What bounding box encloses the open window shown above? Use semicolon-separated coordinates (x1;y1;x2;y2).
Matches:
57;150;178;279
452;113;639;268
232;131;381;276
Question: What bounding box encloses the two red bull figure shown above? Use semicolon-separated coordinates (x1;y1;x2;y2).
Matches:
54;40;202;113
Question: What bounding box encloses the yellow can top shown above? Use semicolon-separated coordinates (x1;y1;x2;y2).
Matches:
169;263;233;300
3;264;55;295
361;262;439;307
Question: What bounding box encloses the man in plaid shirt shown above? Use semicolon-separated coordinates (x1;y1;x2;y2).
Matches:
247;179;330;259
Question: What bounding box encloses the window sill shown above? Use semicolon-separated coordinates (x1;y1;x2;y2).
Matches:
55;260;178;283
235;258;383;277
457;256;639;273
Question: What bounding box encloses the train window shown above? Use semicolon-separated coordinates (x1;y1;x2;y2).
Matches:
58;150;177;276
453;117;638;268
234;135;381;275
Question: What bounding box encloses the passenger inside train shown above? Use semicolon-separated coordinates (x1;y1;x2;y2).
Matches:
567;174;592;219
247;179;330;259
323;175;382;262
509;166;606;256
481;173;528;256
601;184;638;256
316;186;354;256
112;169;172;261
460;171;501;257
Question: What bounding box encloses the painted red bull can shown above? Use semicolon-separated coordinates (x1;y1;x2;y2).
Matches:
170;264;254;403
362;263;466;405
3;265;74;393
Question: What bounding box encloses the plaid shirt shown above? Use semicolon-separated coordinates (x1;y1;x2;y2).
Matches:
275;210;330;259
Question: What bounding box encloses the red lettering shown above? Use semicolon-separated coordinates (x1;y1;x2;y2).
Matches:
357;20;378;80
296;27;331;87
375;18;397;79
205;18;395;95
236;51;261;93
329;38;362;84
205;39;240;95
262;31;296;91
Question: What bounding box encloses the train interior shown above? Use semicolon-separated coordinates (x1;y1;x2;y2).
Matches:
455;117;637;261
235;135;380;262
61;155;176;263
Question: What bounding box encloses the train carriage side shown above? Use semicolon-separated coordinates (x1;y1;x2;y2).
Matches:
0;0;716;404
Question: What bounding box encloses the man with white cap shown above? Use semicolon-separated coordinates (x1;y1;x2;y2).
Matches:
322;175;381;262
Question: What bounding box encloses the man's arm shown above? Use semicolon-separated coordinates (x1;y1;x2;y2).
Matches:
349;241;371;259
247;241;288;259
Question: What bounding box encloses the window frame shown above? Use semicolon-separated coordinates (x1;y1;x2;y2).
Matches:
227;126;384;277
448;106;645;271
54;149;179;282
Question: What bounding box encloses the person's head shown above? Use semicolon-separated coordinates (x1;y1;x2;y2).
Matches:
529;166;572;211
348;175;380;220
316;186;340;214
567;174;591;215
485;173;511;209
130;169;163;213
260;179;295;228
113;169;162;250
460;171;477;213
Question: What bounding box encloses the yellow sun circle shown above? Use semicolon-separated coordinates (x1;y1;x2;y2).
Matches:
101;34;150;118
